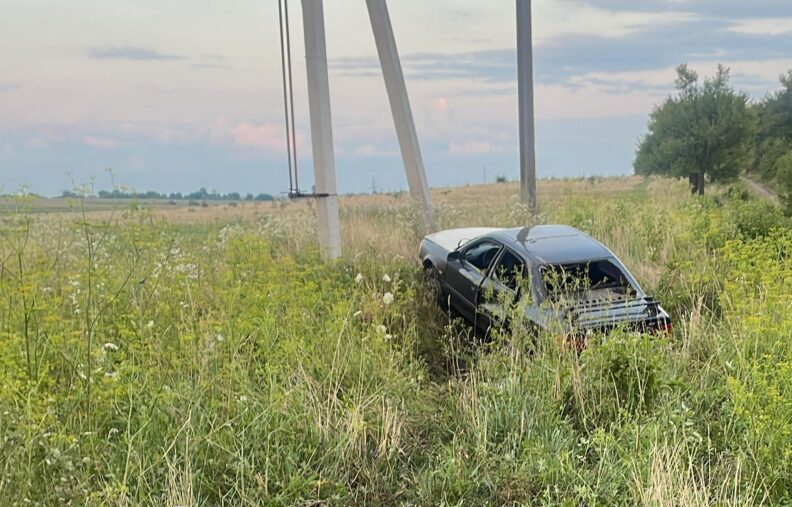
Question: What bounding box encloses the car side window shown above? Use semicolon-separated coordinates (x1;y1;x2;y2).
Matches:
491;250;525;292
463;241;501;272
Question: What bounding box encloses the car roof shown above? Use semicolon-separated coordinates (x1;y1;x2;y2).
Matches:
485;225;613;265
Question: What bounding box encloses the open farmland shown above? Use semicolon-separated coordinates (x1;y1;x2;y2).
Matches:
1;176;791;505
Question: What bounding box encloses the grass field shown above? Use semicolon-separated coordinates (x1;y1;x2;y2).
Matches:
1;176;791;505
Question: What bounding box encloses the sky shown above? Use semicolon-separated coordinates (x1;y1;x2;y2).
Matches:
2;0;792;196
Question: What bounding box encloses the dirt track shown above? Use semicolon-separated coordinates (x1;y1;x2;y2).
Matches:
740;175;779;203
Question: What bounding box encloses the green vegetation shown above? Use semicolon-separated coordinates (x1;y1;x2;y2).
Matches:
1;178;790;505
635;64;754;195
63;187;275;202
752;71;792;213
635;64;792;209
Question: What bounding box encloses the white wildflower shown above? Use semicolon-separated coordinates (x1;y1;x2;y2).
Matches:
355;273;364;284
216;333;224;342
146;320;154;329
382;274;391;283
375;324;387;334
238;395;248;403
103;342;119;352
384;334;393;341
383;292;394;305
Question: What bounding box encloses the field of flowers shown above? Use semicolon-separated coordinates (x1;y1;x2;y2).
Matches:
1;176;791;505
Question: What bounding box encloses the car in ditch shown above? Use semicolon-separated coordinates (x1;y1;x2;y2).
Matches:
418;225;671;344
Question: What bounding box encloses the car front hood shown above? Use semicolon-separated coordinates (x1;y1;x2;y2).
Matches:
424;227;503;252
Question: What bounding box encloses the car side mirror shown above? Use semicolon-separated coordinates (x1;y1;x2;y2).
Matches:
447;250;461;262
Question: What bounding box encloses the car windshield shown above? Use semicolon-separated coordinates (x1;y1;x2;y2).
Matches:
541;259;636;303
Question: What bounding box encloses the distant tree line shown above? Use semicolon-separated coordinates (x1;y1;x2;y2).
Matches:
61;187;274;202
634;64;792;214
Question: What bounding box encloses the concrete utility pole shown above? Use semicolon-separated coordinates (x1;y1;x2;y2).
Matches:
301;0;342;259
365;0;435;231
517;0;537;212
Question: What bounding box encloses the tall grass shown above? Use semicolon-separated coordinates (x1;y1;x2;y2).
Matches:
0;176;790;505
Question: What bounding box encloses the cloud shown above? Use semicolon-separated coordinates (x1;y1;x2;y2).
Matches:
332;9;792;92
449;140;493;156
729;17;792;35
564;0;792;17
83;136;119;149
117;122;189;144
352;144;399;158
432;97;450;115
89;46;183;61
231;122;285;151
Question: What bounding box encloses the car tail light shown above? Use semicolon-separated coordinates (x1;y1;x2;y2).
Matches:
554;334;588;352
652;320;673;336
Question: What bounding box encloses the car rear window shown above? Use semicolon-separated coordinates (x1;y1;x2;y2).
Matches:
541;259;636;301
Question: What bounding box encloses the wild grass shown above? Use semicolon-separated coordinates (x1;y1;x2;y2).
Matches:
0;176;791;505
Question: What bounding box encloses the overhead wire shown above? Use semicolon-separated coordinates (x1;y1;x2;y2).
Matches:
278;0;299;195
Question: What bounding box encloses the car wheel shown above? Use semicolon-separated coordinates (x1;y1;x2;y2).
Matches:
424;263;447;308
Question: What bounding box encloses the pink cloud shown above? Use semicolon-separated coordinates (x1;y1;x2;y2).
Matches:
432;96;449;115
231;122;285;151
83;136;119;149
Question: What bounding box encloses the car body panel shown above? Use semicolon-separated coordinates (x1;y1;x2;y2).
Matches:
419;225;671;337
423;227;503;252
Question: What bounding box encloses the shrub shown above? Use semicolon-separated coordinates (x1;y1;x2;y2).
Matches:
777;149;792;216
565;332;666;432
731;198;787;239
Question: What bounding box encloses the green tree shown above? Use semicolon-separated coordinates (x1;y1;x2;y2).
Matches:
635;64;755;194
753;70;792;181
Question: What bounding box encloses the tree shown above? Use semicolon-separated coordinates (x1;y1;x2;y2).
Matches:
753;70;792;181
635;64;755;194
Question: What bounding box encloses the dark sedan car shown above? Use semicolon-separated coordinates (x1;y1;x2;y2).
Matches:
418;225;671;341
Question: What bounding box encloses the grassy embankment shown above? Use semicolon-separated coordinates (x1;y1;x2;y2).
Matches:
1;176;791;505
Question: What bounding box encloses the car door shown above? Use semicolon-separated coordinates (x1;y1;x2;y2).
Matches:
477;248;526;332
444;239;502;320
